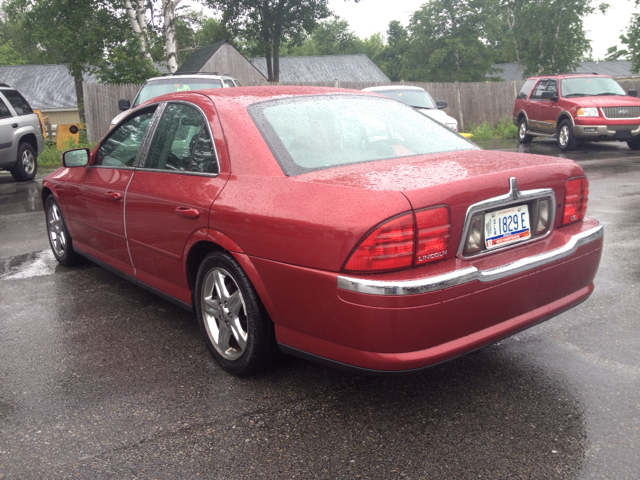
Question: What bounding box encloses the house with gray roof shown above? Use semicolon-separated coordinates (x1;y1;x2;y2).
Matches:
176;40;267;85
250;54;390;83
0;64;88;127
489;60;639;82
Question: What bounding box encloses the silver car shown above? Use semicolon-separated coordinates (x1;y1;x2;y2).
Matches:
0;84;45;182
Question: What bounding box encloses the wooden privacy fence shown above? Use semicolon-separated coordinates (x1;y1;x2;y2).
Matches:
83;82;142;143
83;78;640;142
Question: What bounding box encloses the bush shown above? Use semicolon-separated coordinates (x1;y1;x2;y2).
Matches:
468;116;518;140
38;132;95;168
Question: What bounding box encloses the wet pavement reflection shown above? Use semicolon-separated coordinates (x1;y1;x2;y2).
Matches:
0;153;639;478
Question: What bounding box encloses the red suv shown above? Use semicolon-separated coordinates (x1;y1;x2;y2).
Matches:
513;73;640;151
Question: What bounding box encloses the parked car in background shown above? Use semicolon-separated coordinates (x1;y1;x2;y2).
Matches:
111;73;240;126
363;85;459;132
514;73;640;151
44;86;602;376
0;83;45;181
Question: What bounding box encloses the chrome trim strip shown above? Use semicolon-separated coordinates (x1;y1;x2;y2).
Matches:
456;177;556;258
337;224;603;296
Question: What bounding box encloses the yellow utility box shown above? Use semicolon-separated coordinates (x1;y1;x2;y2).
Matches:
57;124;81;149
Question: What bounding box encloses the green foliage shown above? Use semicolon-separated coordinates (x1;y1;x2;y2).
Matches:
287;19;357;56
622;13;640;73
375;21;408;81
501;0;594;78
604;45;629;61
469;117;518;140
176;14;230;65
401;0;500;82
93;35;160;84
0;39;26;65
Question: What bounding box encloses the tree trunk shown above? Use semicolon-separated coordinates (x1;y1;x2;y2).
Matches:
265;48;273;82
68;63;85;126
163;0;178;73
124;0;151;60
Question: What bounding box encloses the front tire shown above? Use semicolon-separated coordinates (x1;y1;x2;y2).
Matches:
194;251;275;375
557;120;579;151
45;196;82;266
627;138;640;150
10;143;37;182
517;118;533;144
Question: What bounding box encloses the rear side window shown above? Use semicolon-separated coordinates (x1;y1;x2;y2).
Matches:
2;90;33;116
0;98;12;118
145;103;218;174
223;79;236;87
516;79;536;100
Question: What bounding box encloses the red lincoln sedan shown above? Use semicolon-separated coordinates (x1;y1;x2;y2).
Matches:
42;87;603;375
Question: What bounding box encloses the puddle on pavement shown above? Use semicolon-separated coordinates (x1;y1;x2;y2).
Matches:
0;178;42;214
0;250;57;279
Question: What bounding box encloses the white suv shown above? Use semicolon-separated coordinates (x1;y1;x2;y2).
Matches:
112;73;240;126
0;84;45;182
362;86;459;132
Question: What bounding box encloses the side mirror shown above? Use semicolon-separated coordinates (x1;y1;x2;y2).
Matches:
118;99;131;111
62;148;90;167
436;100;448;109
541;91;558;101
629;89;638;97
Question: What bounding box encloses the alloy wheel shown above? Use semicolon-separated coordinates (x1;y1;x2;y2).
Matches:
22;149;35;175
47;202;67;258
558;126;570;147
201;267;248;361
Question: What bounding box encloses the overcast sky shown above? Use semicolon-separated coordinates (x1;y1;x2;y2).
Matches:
188;0;638;61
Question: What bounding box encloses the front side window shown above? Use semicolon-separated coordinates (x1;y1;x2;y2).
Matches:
145;103;218;174
2;90;33;116
96;109;155;167
531;80;549;100
249;95;476;176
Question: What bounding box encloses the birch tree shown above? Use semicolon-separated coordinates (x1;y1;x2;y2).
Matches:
124;0;152;60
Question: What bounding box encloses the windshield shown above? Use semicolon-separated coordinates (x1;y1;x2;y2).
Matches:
561;77;626;97
249;95;475;176
133;78;223;106
372;89;438;109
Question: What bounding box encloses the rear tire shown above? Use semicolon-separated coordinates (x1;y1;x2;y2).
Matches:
517;118;533;144
45;196;82;266
194;251;275;376
557;120;579;151
10;143;37;182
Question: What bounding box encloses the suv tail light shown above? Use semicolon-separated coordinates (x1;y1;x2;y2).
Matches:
343;207;450;273
415;206;450;265
562;177;589;225
343;212;414;272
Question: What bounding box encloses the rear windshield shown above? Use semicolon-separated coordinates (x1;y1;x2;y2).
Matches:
249;94;476;176
2;90;33;115
561;77;626;97
133;78;223;106
373;89;437;109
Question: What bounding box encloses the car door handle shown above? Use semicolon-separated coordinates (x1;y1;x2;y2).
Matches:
105;191;122;201
175;206;200;219
12;123;18;128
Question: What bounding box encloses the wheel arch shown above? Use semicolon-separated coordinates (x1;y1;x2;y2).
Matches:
186;239;279;324
556;112;575;133
516;110;529;124
18;133;38;152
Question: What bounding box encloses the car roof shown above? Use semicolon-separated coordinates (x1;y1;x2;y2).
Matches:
145;73;236;83
527;73;613;80
362;85;425;92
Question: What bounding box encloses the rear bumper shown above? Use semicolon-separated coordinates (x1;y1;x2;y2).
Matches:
248;219;603;373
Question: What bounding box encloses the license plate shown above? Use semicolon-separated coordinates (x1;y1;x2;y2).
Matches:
484;205;531;250
616;130;632;139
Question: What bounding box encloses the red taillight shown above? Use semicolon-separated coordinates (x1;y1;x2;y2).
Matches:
415;206;450;265
344;213;414;273
563;177;589;225
343;206;451;273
